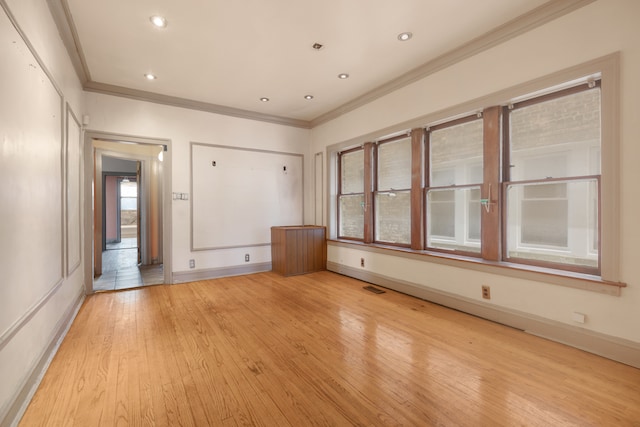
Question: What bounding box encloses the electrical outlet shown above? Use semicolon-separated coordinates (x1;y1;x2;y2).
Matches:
189;259;195;269
572;312;586;323
245;254;250;262
481;285;491;299
360;258;365;268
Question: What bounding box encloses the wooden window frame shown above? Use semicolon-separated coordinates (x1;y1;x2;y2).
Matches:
423;184;484;257
373;134;413;248
337;84;604;272
424;114;485;257
501;82;602;275
411;129;425;250
329;54;622;290
501;175;601;275
337;146;366;242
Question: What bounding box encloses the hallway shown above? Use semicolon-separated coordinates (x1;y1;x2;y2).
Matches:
94;238;163;291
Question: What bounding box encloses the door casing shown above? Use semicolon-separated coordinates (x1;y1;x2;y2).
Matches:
83;131;172;292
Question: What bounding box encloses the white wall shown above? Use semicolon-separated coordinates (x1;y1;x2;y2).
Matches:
84;93;312;276
0;0;85;424
312;0;640;346
102;156;138;173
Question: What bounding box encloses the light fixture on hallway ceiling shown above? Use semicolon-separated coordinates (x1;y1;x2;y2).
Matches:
150;15;168;28
260;97;270;102
338;73;349;79
304;95;314;100
144;73;157;80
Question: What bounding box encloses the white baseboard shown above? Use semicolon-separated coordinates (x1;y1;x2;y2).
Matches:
1;289;85;427
172;262;272;284
328;261;640;369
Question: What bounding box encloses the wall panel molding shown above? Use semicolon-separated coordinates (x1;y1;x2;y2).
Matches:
66;103;82;276
190;142;304;251
0;0;65;349
0;290;84;427
0;279;64;353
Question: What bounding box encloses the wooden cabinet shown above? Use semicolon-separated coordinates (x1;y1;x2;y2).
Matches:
271;226;326;276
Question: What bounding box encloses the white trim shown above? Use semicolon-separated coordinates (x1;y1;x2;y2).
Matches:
328;262;640;369
172;262;272;284
314;152;324;226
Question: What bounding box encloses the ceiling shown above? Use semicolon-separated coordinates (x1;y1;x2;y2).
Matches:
50;0;588;127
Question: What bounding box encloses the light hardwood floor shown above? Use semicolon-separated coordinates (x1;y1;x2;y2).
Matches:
20;271;640;426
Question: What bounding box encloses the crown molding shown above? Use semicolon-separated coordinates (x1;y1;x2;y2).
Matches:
309;0;597;127
48;0;311;128
46;0;91;83
47;0;594;129
84;81;311;129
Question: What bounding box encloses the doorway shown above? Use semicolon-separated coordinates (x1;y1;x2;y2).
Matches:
94;164;159;290
111;174;139;261
84;133;171;293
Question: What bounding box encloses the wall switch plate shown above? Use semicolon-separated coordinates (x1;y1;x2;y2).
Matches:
189;259;195;269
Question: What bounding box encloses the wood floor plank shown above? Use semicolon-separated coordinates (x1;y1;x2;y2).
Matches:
18;271;640;426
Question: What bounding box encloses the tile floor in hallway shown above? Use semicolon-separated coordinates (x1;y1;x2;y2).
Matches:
94;238;164;291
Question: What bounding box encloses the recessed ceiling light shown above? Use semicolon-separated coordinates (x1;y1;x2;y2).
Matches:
397;32;413;41
312;43;324;50
304;95;314;100
338;73;349;79
260;97;270;102
144;73;157;80
150;15;167;28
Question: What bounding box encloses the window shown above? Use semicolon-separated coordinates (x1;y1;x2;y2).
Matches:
332;70;612;280
375;136;411;245
504;83;601;273
338;148;365;240
119;177;138;243
426;117;483;254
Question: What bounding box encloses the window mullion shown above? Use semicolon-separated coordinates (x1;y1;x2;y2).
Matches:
363;142;375;244
411;128;425;250
482;106;501;261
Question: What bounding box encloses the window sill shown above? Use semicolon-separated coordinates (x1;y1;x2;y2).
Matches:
328;239;626;296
